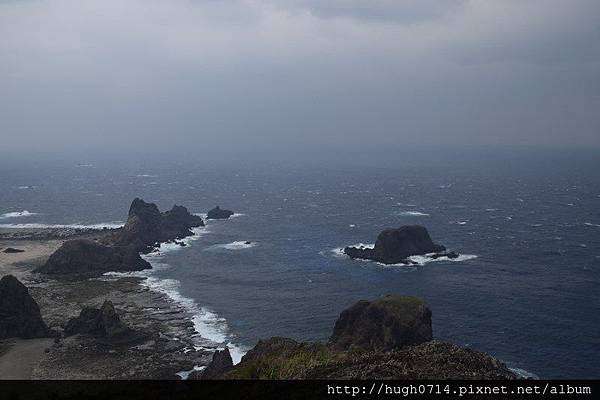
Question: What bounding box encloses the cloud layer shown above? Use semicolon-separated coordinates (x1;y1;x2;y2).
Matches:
1;0;599;155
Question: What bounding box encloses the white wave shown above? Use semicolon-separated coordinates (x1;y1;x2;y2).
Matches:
509;367;539;379
331;243;374;258
349;224;356;228
584;222;600;227
485;208;499;212
135;174;158;177
207;241;256;251
406;253;478;266
395;203;417;207
176;365;205;380
105;226;246;364
394;211;430;217
450;220;468;225
0;221;124;229
0;210;37;219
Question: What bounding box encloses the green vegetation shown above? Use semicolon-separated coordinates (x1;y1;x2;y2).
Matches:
225;342;348;379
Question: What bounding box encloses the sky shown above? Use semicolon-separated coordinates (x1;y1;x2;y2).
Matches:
1;0;599;158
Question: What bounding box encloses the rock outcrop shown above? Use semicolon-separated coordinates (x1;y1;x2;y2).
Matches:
344;225;448;264
0;275;49;339
34;239;151;277
194;348;234;379
206;206;234;220
64;300;134;341
329;295;432;351
211;295;515;380
114;198;204;251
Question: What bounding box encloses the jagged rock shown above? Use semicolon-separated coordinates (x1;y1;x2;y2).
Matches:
344;225;447;264
0;275;49;339
34;239;151;277
64;300;134;340
2;247;25;253
329;295;432;351
114;198;204;251
193;348;234;379
206;206;234;220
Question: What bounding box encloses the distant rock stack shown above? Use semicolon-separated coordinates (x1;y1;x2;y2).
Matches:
114;198;204;251
34;239;151;277
344;225;455;264
206;206;234;220
0;275;49;339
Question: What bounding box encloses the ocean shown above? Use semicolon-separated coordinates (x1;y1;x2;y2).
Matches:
1;149;599;378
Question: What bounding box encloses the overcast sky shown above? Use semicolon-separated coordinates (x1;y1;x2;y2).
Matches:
1;0;599;157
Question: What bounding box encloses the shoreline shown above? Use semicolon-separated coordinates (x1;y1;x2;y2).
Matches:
0;228;214;379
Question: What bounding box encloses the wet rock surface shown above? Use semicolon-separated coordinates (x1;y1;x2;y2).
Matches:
2;247;25;253
344;225;449;264
191;348;233;379
0;275;49;339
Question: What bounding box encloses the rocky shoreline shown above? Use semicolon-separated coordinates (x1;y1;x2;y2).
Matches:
0;230;214;379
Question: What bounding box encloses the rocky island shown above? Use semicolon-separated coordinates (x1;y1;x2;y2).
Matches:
194;295;515;380
206;206;234;220
344;225;459;264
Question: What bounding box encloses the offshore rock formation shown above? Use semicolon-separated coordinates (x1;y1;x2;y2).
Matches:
34;239;151;277
114;198;204;252
204;295;515;380
64;300;135;342
0;275;49;339
344;225;452;264
206;206;234;220
329;295;432;351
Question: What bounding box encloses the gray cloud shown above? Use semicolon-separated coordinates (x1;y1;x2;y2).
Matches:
0;0;599;157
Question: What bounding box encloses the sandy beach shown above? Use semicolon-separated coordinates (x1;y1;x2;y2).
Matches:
0;229;212;379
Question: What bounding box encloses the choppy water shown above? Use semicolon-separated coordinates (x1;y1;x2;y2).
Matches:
1;150;599;378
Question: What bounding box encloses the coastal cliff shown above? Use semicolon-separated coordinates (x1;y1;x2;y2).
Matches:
195;295;515;380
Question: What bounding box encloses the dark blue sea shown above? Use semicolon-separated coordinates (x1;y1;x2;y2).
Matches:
1;149;599;378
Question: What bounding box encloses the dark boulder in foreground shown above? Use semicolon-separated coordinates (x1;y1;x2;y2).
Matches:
114;198;204;251
2;247;25;253
35;239;151;277
329;295;432;351
0;275;49;339
64;300;134;341
206;295;515;380
344;225;447;264
192;348;234;380
206;206;234;220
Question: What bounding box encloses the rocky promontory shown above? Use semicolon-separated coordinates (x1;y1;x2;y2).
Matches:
344;225;457;264
113;198;204;252
201;295;515;380
34;239;151;277
206;206;234;220
0;275;49;339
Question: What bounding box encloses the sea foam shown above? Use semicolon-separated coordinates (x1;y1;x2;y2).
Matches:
0;210;37;219
0;221;124;229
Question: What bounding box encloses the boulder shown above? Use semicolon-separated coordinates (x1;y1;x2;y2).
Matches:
64;300;133;340
196;348;234;379
344;225;446;264
34;239;151;277
329;295;432;351
206;206;234;220
0;275;49;339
